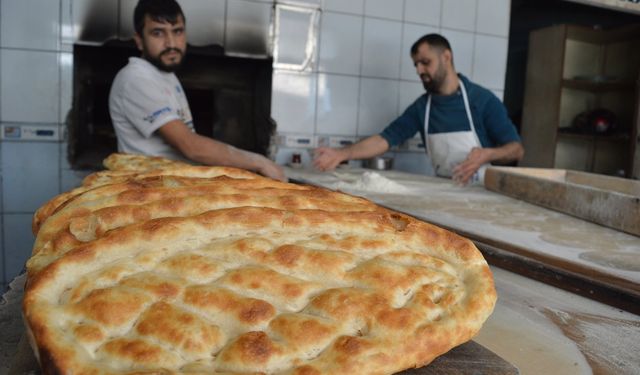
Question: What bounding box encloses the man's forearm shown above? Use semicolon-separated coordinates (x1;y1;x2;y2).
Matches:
185;135;266;171
342;135;390;160
487;142;524;164
158;121;268;170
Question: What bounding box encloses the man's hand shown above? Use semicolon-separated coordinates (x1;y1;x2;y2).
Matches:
313;147;348;171
312;135;390;172
257;158;286;181
452;142;524;185
452;147;493;185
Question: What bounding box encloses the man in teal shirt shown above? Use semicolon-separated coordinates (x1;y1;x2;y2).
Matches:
313;34;524;185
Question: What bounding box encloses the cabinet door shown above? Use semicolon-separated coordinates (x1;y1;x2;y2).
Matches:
520;26;565;168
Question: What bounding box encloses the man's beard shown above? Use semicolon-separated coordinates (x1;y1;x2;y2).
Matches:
144;47;185;73
421;63;447;94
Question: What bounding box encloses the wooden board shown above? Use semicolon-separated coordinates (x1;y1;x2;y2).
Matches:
398;341;519;375
484;167;640;236
8;334;518;375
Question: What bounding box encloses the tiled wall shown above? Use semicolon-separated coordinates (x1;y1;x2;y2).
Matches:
271;0;511;168
0;0;511;287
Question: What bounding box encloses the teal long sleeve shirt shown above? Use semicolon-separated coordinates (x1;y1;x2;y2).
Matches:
380;74;520;150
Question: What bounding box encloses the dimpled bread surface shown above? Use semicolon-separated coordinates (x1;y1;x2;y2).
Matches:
23;153;497;375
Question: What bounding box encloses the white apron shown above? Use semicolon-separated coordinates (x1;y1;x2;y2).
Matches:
424;80;488;183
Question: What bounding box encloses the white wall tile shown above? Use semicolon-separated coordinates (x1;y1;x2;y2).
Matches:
60;52;73;123
70;0;118;43
119;0;136;39
441;0;477;32
61;0;73;45
473;35;508;90
322;0;364;14
185;0;226;46
441;29;475;78
476;0;510;37
0;50;60;123
316;74;359;136
225;0;272;56
60;168;89;192
1;0;60;50
60;142;72;169
318;13;363;75
0;207;4;285
272;70;317;134
2;141;60;213
398;81;425;113
3;213;34;283
492;90;504;102
358;78;399;136
404;0;441;27
364;0;404;21
302;0;324;7
400;23;439;81
361;18;403;79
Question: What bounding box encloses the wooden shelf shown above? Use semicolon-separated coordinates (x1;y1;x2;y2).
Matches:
521;23;639;177
556;131;630;142
562;79;635;92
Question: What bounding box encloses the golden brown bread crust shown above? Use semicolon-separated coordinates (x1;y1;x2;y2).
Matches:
23;153;496;375
33;151;266;236
28;173;374;276
102;152;192;171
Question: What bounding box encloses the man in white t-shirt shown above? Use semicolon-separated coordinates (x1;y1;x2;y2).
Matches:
109;0;285;181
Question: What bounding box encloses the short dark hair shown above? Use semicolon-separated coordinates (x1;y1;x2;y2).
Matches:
410;33;451;55
134;0;185;35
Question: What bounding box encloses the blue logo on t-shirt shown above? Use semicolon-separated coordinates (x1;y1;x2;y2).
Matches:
143;107;171;123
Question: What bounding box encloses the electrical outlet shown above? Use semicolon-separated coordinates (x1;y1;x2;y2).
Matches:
1;125;62;141
316;136;357;148
276;134;317;148
405;137;425;152
327;136;357;148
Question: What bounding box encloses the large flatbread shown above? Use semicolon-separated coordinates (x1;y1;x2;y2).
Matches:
23;153;496;374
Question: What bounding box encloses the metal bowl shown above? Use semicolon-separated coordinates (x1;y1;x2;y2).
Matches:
364;156;394;170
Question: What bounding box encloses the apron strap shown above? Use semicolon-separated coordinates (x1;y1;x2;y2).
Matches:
458;80;482;147
424;79;481;154
425;95;432;155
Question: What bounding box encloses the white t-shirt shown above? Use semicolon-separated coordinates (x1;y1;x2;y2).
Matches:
109;57;194;161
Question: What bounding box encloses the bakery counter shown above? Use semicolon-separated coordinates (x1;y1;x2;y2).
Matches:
3;165;638;375
284;167;640;313
3;266;639;374
477;266;640;374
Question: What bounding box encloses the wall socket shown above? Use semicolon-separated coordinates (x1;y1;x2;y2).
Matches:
1;125;62;142
316;136;357;148
276;134;317;148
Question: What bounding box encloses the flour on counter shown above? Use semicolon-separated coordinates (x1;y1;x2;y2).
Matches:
330;171;410;194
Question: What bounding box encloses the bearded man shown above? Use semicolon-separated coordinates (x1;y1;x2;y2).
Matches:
109;0;285;181
313;33;524;185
